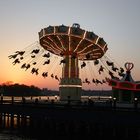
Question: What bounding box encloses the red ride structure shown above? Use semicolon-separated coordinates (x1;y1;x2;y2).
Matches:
109;62;140;102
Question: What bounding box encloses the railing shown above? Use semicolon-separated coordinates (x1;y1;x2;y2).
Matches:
0;95;139;112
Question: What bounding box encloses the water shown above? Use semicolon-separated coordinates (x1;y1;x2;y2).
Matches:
0;131;35;140
0;114;35;140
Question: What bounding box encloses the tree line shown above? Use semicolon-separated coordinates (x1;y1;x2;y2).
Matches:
0;83;42;96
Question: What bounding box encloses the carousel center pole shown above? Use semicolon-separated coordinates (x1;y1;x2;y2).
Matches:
59;51;82;101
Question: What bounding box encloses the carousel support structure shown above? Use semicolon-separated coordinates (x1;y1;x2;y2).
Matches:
38;23;108;101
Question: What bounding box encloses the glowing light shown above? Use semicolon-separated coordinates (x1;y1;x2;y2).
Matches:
42;39;61;54
59;85;82;88
68;55;71;78
77;44;93;54
74;31;87;52
95;37;100;44
68;27;71;52
47;37;63;52
56;35;66;51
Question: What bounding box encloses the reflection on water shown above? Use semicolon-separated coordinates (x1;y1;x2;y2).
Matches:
4;114;30;129
0;113;34;140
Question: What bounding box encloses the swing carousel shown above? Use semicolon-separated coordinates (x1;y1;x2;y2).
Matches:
8;23;126;101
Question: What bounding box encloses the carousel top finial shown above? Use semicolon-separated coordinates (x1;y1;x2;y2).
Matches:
72;23;80;28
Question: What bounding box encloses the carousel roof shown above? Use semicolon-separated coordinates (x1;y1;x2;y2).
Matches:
38;23;108;60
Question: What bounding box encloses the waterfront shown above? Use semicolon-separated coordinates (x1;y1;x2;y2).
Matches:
1;95;139;109
1;95;110;101
0;95;140;139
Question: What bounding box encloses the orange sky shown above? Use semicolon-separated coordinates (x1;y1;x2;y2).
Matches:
0;0;140;90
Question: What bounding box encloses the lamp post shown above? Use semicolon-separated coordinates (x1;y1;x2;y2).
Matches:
55;95;58;102
134;97;138;110
109;96;112;107
113;97;116;109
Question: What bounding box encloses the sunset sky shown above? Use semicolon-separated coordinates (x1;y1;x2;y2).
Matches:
0;0;140;91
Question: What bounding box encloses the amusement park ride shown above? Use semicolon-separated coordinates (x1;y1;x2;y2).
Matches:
38;23;107;101
109;62;140;102
8;23;140;101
